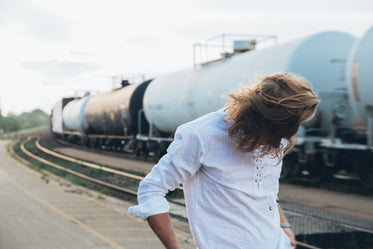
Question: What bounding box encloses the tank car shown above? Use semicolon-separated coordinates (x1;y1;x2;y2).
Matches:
85;80;150;135
143;32;356;133
63;94;91;133
346;26;373;134
318;26;373;187
50;97;75;137
50;27;373;187
142;31;357;181
81;80;152;150
51;80;152;153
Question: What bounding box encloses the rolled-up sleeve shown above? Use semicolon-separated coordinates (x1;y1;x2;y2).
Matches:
128;124;202;218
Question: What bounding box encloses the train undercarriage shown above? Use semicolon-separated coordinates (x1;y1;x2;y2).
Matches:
55;130;373;189
282;137;373;188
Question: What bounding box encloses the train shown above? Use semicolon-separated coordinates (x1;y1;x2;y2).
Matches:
50;26;373;187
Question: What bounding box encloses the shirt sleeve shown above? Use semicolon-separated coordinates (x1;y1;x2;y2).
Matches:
128;124;202;218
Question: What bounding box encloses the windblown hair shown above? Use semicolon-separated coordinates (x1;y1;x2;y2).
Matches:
225;73;320;160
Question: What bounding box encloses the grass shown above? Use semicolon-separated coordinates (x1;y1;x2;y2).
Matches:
11;137;185;204
12;138;142;200
13;139;103;192
0;125;49;140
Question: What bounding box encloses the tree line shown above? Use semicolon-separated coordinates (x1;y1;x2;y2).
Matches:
0;109;49;133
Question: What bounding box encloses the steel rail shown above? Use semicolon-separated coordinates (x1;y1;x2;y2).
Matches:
36;137;183;191
17;138;195;247
283;208;373;235
20;138;138;197
20;138;324;249
297;241;322;249
43;137;372;248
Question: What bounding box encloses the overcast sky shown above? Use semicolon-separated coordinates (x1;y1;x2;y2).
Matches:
0;0;372;115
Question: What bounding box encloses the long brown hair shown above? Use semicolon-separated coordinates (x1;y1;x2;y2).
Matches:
225;73;320;160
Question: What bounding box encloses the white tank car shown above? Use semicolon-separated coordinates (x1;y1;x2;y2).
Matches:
143;31;356;133
51;100;64;134
346;26;373;133
62;95;91;133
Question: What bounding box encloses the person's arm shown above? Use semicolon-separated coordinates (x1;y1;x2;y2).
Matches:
128;125;202;246
278;204;297;248
147;213;182;249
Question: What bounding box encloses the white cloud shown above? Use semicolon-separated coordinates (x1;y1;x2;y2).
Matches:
0;0;73;42
21;60;102;81
0;0;372;114
191;0;373;13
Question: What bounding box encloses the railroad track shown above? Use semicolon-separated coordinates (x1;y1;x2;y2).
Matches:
16;136;184;204
13;137;373;249
52;133;371;197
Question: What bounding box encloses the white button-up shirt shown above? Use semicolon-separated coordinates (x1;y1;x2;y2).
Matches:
129;109;292;249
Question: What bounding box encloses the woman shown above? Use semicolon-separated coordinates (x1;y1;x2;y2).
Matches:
129;72;320;249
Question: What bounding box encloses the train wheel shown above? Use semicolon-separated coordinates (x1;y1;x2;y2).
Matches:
154;143;167;159
82;136;89;146
281;154;300;178
133;141;142;157
133;142;140;157
142;142;149;159
88;138;95;148
305;153;329;183
133;141;149;158
358;158;373;188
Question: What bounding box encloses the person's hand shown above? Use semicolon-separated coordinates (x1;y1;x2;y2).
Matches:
282;227;296;248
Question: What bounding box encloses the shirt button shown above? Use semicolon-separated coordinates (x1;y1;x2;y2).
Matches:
269;206;273;211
